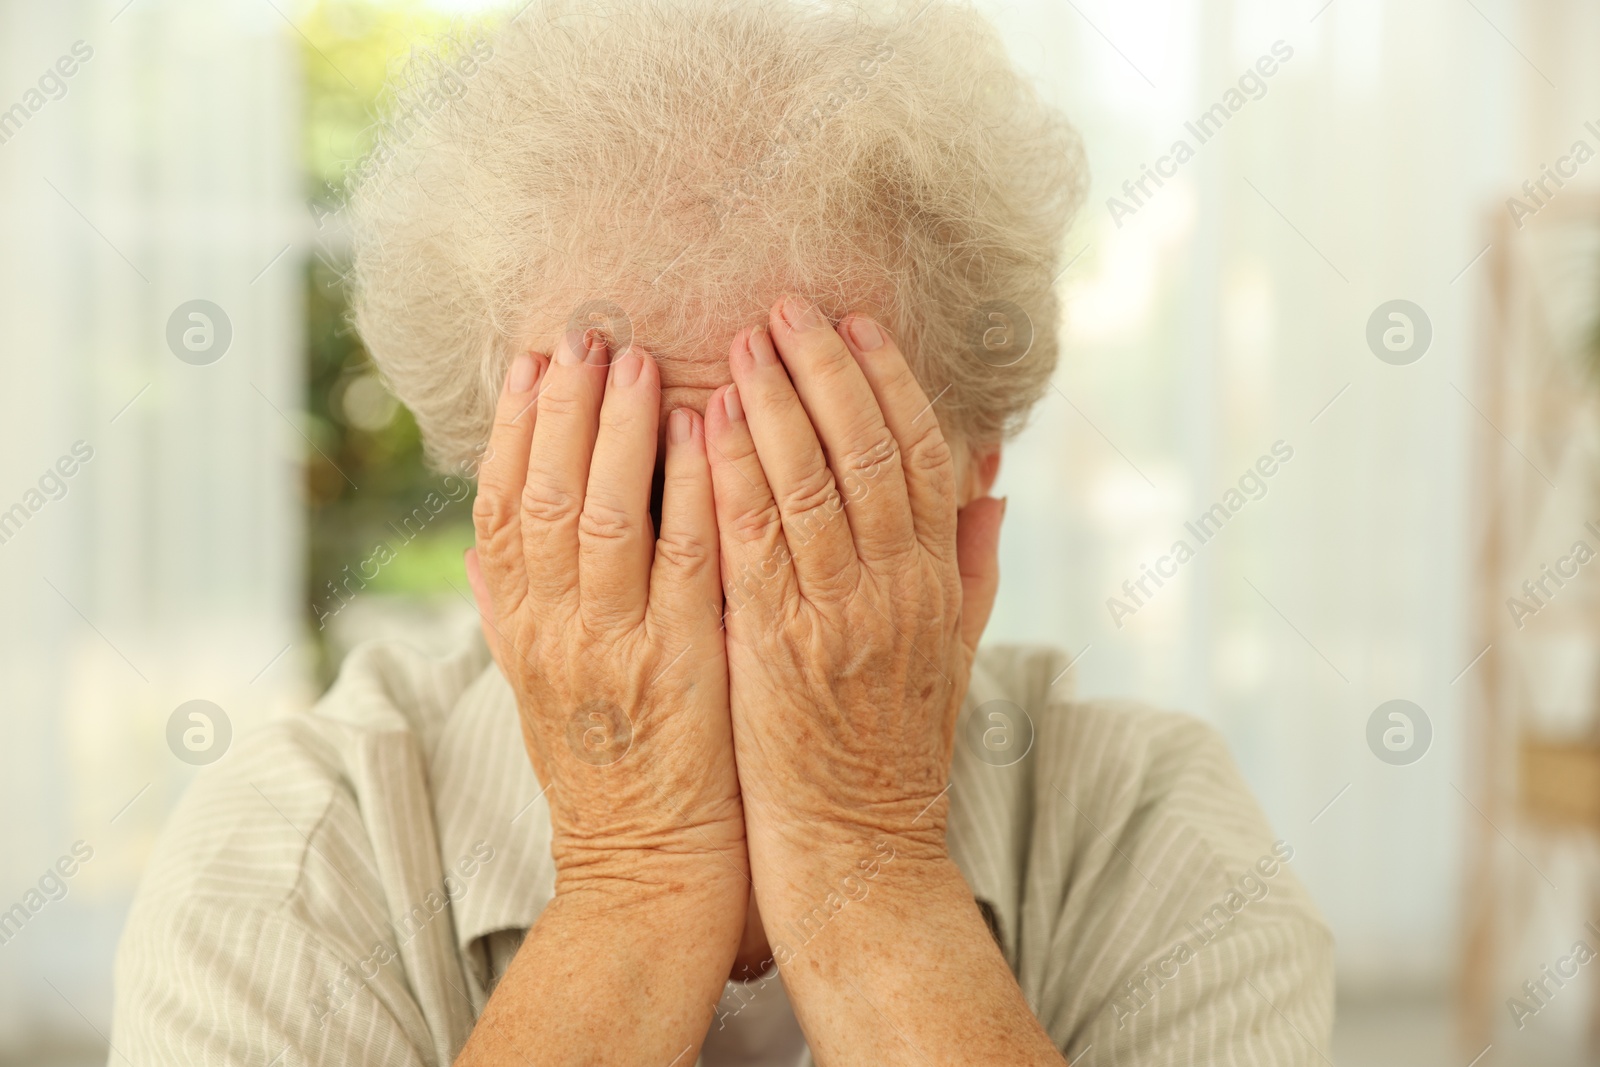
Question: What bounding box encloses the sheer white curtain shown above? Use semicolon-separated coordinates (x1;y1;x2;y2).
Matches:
0;0;303;1054
981;0;1596;997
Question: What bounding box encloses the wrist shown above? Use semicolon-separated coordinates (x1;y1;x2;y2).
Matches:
553;846;750;934
747;801;950;886
543;873;749;991
749;845;1059;1066
750;834;964;959
486;853;750;1067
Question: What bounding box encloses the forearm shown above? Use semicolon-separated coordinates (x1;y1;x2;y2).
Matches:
455;864;744;1066
761;847;1065;1067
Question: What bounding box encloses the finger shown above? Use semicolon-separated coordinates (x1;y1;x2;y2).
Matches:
956;496;1005;654
648;407;722;638
523;329;611;599
471;352;547;618
726;324;859;599
703;380;800;618
768;297;913;563
837;313;959;560
578;346;660;628
464;547;504;663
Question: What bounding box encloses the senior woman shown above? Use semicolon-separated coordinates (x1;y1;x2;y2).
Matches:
110;0;1334;1063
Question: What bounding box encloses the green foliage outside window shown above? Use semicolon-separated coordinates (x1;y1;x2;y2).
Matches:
299;0;488;684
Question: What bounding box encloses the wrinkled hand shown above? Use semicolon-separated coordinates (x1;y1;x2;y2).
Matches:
703;298;1005;872
467;330;747;898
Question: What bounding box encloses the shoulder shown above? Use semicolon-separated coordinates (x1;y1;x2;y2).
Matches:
126;635;489;917
966;643;1245;822
968;644;1320;924
111;635;491;1064
964;644;1335;1063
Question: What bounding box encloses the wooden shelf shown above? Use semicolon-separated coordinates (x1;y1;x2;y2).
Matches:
1519;738;1600;828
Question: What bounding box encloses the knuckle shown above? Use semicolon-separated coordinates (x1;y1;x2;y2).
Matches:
520;480;582;524
535;388;587;421
779;467;844;527
757;379;806;418
653;529;713;576
810;343;859;385
726;434;763;466
493;402;533;436
730;498;785;544
474;522;522;575
472;486;518;538
578;498;635;543
840;430;901;482
598;402;638;438
906;423;955;477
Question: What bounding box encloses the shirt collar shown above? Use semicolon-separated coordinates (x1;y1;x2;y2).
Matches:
434;646;1063;966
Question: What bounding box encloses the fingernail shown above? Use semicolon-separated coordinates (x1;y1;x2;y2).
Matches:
585;330;609;366
847;317;883;352
668;407;692;444
748;324;778;366
612;349;641;388
724;383;744;423
507;353;536;393
556;329;586;365
782;295;822;331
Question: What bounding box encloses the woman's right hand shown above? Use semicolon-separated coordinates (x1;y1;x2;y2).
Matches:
465;327;747;904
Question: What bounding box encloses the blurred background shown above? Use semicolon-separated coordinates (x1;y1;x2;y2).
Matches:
1;0;1597;1062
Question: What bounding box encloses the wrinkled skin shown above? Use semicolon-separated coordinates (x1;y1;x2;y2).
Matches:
467;329;748;894
702;299;1003;876
465;295;1003;944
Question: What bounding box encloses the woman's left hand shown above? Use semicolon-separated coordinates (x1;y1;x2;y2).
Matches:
704;297;1006;875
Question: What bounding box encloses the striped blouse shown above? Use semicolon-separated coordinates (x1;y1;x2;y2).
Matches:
109;636;1335;1065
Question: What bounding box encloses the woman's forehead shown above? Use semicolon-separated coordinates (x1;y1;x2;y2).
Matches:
525;317;737;419
646;342;734;419
657;381;726;420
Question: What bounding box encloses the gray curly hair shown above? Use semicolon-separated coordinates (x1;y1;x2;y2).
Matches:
347;0;1086;471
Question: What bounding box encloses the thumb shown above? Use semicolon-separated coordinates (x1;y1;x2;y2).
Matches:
955;496;1005;655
